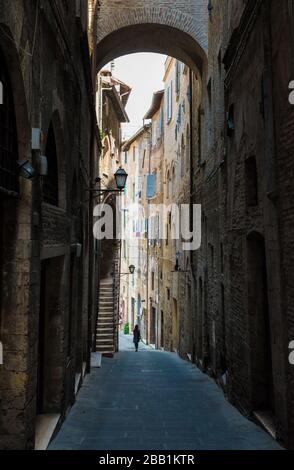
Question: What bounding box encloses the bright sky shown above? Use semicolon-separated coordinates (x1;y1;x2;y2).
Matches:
107;53;166;140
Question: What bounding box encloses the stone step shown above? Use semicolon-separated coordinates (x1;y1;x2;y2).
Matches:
97;327;113;331
96;339;113;345
95;344;114;350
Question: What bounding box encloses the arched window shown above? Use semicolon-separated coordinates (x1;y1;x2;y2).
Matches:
0;47;19;196
43;122;59;206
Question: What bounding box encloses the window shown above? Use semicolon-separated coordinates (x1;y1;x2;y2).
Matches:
227;103;235;137
207;78;213;147
132;183;135;202
133;146;136;162
175;61;181;95
172;166;176;195
151;271;155;291
43;122;59;206
245;156;258;207
124;151;128;164
137;176;142;199
142;149;146;168
166;81;173;123
159;107;164;136
166;170;170;199
0;47;19;196
177;107;182;127
167;288;170;300
153;170;157;195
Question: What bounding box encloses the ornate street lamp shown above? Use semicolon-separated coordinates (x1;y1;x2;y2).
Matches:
114;168;128;191
86;167;128;198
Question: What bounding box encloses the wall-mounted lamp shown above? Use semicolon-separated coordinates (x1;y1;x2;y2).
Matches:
17;160;36;180
87;167;128;198
128;264;135;274
114;168;128;191
119;265;136;277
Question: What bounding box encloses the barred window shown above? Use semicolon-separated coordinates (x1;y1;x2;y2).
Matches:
0;47;19;196
43;122;59;206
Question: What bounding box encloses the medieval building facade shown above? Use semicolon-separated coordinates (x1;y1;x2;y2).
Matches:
0;0;100;450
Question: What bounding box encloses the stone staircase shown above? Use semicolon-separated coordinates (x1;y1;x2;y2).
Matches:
96;279;115;357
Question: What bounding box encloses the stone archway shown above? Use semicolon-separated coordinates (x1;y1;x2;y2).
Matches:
95;1;208;75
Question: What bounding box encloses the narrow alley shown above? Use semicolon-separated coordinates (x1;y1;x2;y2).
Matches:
49;335;281;451
1;0;294;456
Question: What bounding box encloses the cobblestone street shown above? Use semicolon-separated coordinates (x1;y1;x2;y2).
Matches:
49;335;282;451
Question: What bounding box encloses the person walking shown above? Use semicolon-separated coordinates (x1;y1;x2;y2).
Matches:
133;325;141;352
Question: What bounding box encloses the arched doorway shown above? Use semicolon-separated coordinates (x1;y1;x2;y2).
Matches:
247;232;274;416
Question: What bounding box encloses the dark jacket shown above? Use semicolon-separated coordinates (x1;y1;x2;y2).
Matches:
133;328;141;343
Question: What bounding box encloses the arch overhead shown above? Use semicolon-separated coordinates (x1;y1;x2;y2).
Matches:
96;2;208;76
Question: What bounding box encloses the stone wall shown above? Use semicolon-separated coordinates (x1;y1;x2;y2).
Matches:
0;0;97;450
